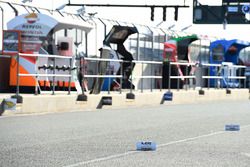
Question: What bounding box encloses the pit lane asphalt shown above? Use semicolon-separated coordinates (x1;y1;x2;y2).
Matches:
0;100;250;167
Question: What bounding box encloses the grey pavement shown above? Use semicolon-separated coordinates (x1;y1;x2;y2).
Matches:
0;100;250;167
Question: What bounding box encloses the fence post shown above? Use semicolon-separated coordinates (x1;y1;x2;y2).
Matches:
168;62;171;92
215;67;220;89
208;66;210;90
120;61;123;94
244;73;247;89
52;58;56;95
185;65;188;91
16;54;20;97
150;63;153;92
239;68;241;89
198;64;205;95
96;59;99;91
68;58;72;95
12;53;23;103
35;55;38;95
130;61;133;94
193;64;196;90
76;56;88;101
160;62;163;92
108;64;111;95
177;67;180;91
141;62;144;93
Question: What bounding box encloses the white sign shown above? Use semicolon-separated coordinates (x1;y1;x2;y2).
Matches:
3;98;17;111
7;13;58;37
7;13;58;52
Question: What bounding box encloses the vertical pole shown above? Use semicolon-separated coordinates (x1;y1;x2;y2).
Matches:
193;64;196;90
168;61;171;92
35;56;38;95
85;32;88;92
68;58;72;95
244;69;247;89
82;57;85;95
216;66;219;89
249;76;250;91
200;64;203;91
219;66;222;89
64;29;68;37
52;58;55;95
208;66;210;90
120;61;123;94
141;62;143;93
185;65;188;91
130;61;133;94
226;77;229;92
80;30;85;96
239;68;241;89
75;29;78;56
85;32;88;57
198;39;202;90
229;66;233;88
108;64;110;95
0;7;4;33
16;54;20;97
150;63;153;92
96;59;99;90
98;18;107;39
150;27;154;92
215;66;217;89
137;33;140;61
220;66;223;89
160;63;162;92
177;69;180;91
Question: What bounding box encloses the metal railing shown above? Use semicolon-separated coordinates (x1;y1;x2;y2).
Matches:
83;57;124;94
82;57;163;94
201;63;247;90
1;53;248;97
167;62;248;92
168;62;196;91
16;53;74;96
131;60;163;93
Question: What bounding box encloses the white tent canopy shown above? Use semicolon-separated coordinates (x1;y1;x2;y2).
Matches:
7;12;93;34
43;11;93;33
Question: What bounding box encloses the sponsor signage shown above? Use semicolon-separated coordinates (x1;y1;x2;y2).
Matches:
2;30;21;55
242;5;250;14
7;13;58;53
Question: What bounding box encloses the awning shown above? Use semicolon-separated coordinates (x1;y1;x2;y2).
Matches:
46;12;93;33
103;25;138;45
210;39;250;54
165;34;199;61
7;12;93;34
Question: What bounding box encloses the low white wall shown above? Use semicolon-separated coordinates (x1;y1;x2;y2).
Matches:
1;89;249;115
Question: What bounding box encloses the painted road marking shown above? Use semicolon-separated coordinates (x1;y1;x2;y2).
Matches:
63;124;250;167
241;153;250;158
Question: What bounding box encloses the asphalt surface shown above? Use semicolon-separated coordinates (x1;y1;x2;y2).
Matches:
0;100;250;167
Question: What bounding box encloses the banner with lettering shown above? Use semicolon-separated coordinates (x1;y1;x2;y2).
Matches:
7;13;58;53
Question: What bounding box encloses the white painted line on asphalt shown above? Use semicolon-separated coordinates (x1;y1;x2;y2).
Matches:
63;124;250;167
158;131;225;148
241;153;250;158
63;151;138;167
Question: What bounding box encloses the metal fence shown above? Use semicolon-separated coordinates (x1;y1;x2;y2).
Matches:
1;53;248;98
82;57;163;94
167;61;248;92
15;53;74;96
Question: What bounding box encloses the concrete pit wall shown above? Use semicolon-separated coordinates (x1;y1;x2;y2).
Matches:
1;89;249;116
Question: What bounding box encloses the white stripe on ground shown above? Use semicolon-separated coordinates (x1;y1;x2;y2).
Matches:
241;153;250;158
63;124;250;167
